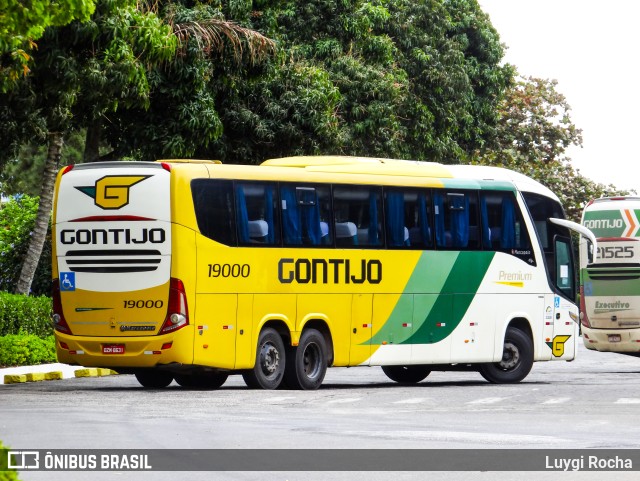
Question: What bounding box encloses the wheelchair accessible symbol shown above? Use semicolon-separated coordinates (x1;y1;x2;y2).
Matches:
60;272;76;291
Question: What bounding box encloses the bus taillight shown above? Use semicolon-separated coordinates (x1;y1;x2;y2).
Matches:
160;278;189;334
579;285;591;328
52;279;73;334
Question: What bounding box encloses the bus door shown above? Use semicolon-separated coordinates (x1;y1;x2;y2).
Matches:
546;235;579;360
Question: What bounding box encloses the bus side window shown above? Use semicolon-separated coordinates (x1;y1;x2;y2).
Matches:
236;182;280;246
385;188;433;249
191;179;237;246
333;186;382;247
281;184;332;247
385;189;409;247
434;191;479;250
480;191;534;262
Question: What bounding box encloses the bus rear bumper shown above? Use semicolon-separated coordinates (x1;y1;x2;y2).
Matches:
582;327;640;353
54;328;194;369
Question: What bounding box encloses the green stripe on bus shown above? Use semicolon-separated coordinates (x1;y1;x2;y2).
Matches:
407;251;495;344
369;251;495;345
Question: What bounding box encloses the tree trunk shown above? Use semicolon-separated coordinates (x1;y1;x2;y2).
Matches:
14;132;64;295
84;119;101;163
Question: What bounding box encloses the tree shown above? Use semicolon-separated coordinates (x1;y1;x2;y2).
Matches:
99;1;276;162
0;131;84;197
0;195;51;295
0;0;97;91
103;0;511;164
206;0;511;164
1;0;177;294
473;75;630;222
2;1;277;294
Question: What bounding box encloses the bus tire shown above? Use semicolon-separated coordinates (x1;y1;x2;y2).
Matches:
284;329;328;390
381;365;431;384
134;370;174;389
242;327;286;390
174;372;228;389
479;326;533;384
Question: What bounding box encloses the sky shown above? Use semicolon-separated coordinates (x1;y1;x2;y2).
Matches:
478;0;639;193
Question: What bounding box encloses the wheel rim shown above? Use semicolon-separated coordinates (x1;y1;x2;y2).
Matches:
302;342;322;379
498;341;520;370
259;342;280;378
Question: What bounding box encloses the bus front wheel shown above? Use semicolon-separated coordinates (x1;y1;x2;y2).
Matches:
382;365;431;384
479;327;533;383
134;370;174;389
243;327;286;389
284;329;328;390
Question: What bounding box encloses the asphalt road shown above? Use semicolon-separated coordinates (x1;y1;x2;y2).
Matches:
1;341;640;481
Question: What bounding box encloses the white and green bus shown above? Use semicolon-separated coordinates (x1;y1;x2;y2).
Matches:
52;156;583;389
580;196;640;356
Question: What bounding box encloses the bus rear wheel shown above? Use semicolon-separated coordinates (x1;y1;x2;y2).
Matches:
479;326;533;383
134;370;174;388
382;365;431;384
174;372;228;389
242;327;286;390
284;329;328;390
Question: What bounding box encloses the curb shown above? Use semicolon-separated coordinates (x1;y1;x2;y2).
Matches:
3;368;118;385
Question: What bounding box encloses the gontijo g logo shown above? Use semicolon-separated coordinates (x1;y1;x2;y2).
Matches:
76;175;151;210
546;335;571;357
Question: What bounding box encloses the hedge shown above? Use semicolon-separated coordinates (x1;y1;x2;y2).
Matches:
0;194;52;296
0;292;56;368
0;291;53;337
0;335;56;367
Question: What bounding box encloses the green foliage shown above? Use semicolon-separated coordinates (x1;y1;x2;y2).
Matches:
0;0;97;92
32;0;178;130
490;76;583;164
0;195;51;295
101;0;509;164
0;440;21;481
209;0;511;163
2;0;510;164
103;1;275;160
0;131;84;197
0;0;179;167
0;335;56;367
0;1;180;294
0;292;53;337
214;59;344;162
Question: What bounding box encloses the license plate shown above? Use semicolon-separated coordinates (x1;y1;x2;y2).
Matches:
102;344;125;354
608;334;621;343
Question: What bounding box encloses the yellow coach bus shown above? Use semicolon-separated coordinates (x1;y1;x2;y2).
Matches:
52;156;586;389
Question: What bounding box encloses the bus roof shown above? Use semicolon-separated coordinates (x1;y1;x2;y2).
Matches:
261;156;558;200
586;196;640;208
73;157;556;200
